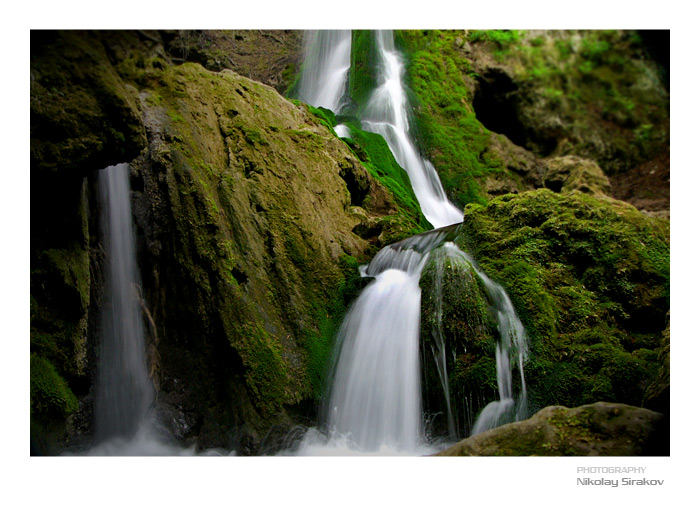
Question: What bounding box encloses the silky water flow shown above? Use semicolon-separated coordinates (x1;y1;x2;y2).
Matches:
85;164;217;455
292;31;530;455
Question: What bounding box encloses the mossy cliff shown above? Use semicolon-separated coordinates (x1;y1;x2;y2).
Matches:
30;30;423;454
395;30;669;215
424;189;669;436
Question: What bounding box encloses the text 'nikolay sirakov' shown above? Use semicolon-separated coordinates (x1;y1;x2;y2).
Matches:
576;467;664;487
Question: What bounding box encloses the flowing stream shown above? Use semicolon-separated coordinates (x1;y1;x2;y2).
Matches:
293;30;530;454
361;31;464;230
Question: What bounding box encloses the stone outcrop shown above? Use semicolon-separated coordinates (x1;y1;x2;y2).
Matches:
436;402;668;456
397;30;669;212
542;155;611;196
30;30;422;454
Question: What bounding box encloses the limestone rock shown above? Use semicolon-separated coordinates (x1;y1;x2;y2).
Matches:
543;155;611;196
436;402;668;456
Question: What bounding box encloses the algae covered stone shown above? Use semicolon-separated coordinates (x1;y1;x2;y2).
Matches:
456;189;669;413
436;402;667;456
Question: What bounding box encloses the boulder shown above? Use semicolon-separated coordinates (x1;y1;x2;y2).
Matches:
543;155;611;196
436;402;668;456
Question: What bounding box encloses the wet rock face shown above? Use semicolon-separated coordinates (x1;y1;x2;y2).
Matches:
30;31;147;177
437;402;668;456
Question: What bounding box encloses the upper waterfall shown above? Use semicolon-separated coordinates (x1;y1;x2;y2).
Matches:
361;31;463;229
297;30;352;112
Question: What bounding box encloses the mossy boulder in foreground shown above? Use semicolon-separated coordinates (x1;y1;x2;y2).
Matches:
436;402;668;456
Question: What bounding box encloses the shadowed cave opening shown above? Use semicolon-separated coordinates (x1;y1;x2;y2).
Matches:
472;68;527;149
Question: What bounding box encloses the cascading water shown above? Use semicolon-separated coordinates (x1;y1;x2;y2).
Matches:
95;163;155;443
86;164;204;456
293;30;529;454
297;30;352;114
297;229;455;455
429;243;529;435
361;31;463;229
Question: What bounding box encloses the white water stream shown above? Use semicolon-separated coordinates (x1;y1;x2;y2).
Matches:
297;30;352;113
294;30;530;454
95;163;155;443
88;164;226;456
361;31;464;229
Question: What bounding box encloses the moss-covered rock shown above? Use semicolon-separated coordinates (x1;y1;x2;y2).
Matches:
436;402;668;456
466;30;669;178
455;189;669;414
542;155;611;196
128;59;425;450
394;29;669;214
31;30;426;453
419;250;498;435
30;31;147;176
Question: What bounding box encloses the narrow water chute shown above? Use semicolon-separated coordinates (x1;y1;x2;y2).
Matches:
95;163;154;442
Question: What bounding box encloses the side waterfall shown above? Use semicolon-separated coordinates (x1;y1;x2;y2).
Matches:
293;30;531;454
430;243;529;436
95;163;154;442
88;164;203;455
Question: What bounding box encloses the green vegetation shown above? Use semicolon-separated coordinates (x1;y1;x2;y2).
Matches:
303;104;430;238
504;30;669;173
456;189;669;412
339;117;429;229
303;254;370;398
348;30;380;111
30;354;79;422
396;30;503;206
235;323;289;416
467;30;523;61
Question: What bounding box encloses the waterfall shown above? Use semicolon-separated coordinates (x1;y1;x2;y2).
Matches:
361;31;464;229
292;30;529;454
95;163;155;442
297;30;352;113
88;164;206;456
297;229;455;455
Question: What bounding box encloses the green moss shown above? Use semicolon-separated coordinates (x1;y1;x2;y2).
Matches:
303;254;368;398
348;30;380;112
339;116;428;228
236;324;289;417
467;30;523;49
501;30;669;173
30;354;79;422
457;189;669;410
397;30;500;206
